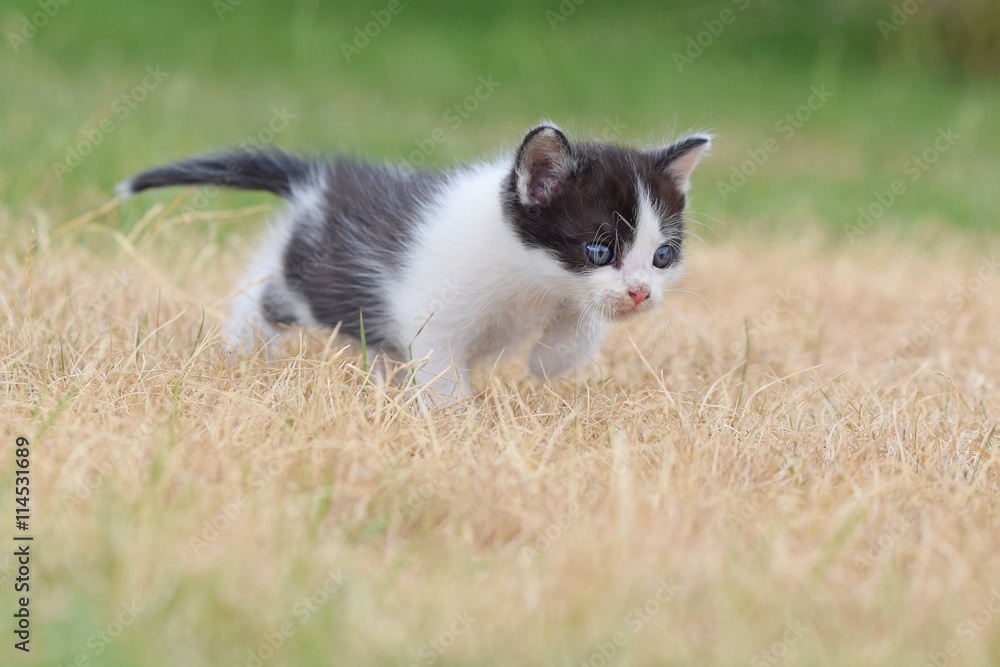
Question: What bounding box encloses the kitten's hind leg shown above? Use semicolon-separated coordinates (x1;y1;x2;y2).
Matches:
226;276;303;356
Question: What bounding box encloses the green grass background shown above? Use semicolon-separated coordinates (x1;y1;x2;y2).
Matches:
1;1;999;665
2;0;998;237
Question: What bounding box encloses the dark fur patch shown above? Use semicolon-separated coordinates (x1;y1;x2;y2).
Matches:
120;150;446;355
124;150;313;198
280;160;446;354
260;282;299;327
501;140;690;273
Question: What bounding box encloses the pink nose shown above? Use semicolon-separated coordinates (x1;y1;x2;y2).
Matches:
628;288;650;305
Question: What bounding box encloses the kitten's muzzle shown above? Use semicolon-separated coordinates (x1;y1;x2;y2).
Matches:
609;290;653;319
627;288;650;305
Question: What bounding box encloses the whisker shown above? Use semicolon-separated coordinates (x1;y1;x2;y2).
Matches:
529;283;556;314
657;298;694;345
663;287;714;312
684;209;727;232
615;210;635;233
680;214;714;232
591;223;615;247
681;228;709;249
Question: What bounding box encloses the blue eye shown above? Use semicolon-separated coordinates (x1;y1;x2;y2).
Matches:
585;243;613;266
653;245;676;269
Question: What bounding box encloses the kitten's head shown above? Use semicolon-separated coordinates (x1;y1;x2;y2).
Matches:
501;123;710;320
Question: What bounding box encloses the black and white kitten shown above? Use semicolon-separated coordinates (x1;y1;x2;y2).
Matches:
117;124;710;402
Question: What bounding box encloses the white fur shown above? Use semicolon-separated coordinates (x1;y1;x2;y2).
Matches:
227;179;325;352
227;220;292;352
114;177;135;201
382;169;683;402
386;162;577;400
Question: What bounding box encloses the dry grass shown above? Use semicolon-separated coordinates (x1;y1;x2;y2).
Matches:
2;202;999;667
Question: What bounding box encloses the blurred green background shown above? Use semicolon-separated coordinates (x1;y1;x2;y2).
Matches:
1;3;998;665
1;0;998;235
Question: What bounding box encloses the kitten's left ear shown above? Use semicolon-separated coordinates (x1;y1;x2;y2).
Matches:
514;124;575;207
650;134;712;193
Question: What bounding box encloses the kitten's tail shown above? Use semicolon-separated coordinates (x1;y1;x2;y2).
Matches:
115;150;315;200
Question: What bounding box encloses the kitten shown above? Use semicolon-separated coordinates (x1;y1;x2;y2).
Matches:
117;123;710;403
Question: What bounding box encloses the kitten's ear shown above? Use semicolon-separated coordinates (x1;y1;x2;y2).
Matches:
514;124;574;207
650;134;712;193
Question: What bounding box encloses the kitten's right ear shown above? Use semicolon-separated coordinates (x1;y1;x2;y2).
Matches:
514;124;574;207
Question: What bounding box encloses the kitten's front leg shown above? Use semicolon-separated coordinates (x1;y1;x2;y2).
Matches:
406;343;473;407
529;310;607;379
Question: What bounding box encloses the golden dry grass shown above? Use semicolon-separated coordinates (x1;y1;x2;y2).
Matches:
2;202;999;667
